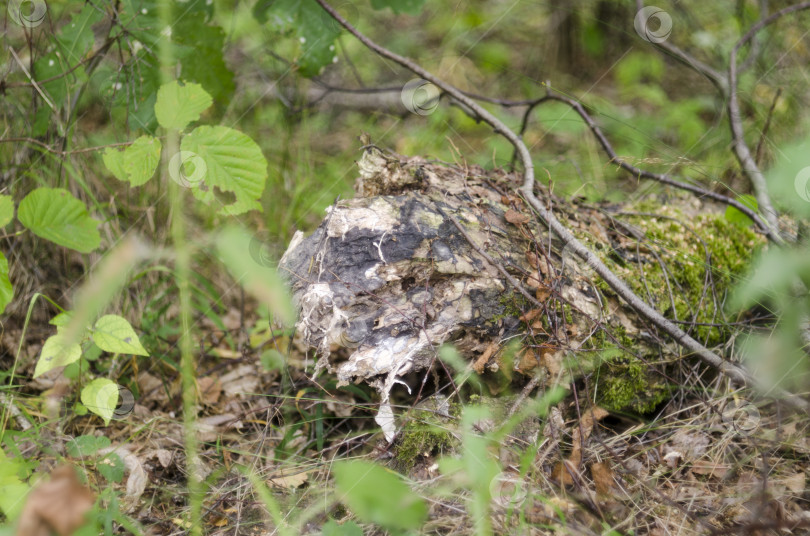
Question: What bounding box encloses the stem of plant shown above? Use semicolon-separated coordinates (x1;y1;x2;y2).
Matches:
158;3;203;533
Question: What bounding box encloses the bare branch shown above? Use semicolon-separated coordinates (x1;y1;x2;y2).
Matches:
652;40;728;95
314;0;809;411
728;1;810;231
285;81;779;242
536;90;781;243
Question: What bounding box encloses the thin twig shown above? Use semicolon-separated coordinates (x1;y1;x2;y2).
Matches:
754;87;781;167
0;137;135;156
653;40;729;94
728;1;810;231
538;90;780;243
8;47;55;110
315;0;810;412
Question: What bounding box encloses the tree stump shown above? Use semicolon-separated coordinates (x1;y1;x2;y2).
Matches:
280;144;764;439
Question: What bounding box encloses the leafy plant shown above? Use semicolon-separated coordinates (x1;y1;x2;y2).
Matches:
332;459;428;533
34;313;148;425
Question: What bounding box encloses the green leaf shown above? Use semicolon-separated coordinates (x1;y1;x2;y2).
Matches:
333;460;427;532
50;310;75;327
34;332;83;378
0;195;14;227
729;248;810;311
32;4;101;109
0;252;12;315
18;188;100;253
33;52;74;110
766;135;810;217
322;519;363;536
370;0;426;15
97;453;125;483
67;434;111;457
725;195;758;227
172;13;235;108
216;226;295;325
62;358;90;380
181;126;268;215
102;136;162;186
257;0;341;77
260;349;286;371
93;314;149;356
54;4;104;65
154;80;213;130
0;449;30;521
81;378;119;425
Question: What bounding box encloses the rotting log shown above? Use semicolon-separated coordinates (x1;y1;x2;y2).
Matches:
280;144;765;439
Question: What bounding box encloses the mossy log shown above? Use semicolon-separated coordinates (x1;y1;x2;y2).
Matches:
279;144;764;433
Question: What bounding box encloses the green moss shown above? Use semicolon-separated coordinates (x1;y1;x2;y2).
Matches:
393;421;456;471
594;354;670;414
606;208;763;346
494;290;530;322
573;206;764;414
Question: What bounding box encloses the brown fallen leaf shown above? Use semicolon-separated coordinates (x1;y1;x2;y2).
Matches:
689;459;729;479
16;465;95;536
516;348;541;374
580;407;610;436
781;471;807;494
551;459;579;487
269;470;310;489
525;271;543;289
198;376;223;405
472;341;499;374
590;462;616;496
519;308;542;323
504;209;531;225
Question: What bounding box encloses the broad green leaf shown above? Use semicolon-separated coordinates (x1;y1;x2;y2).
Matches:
256;0;341;77
182;126;268;215
725;194;758;227
62;358;90;380
34;332;82;378
18;188;100;253
81;378;118;425
767;134;810;217
371;0;426;15
333;460;427;531
154;80;213;130
0;195;13;227
729;248;810;310
0;252;12;315
322;520;363;536
50;311;75;327
34;52;72;109
260;349;286;371
103;136;162;186
67;434;111;457
55;4;104;65
32;4;100;110
98;453;125;483
173;13;235;108
35;5;100;108
0;449;30;521
216;226;294;325
93;314;149;356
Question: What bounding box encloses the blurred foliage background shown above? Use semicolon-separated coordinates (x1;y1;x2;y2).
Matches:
4;0;810;250
2;1;810;532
